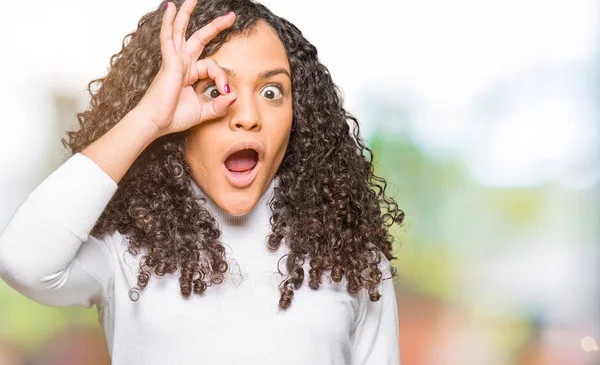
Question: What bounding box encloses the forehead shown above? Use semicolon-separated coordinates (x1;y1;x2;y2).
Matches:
208;21;290;76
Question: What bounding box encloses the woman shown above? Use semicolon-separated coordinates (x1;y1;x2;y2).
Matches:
0;0;405;363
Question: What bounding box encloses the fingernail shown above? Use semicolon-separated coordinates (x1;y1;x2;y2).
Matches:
225;11;232;16
224;84;230;94
229;98;237;107
165;2;169;10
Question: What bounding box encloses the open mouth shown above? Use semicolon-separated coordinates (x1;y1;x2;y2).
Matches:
224;149;259;173
222;141;264;188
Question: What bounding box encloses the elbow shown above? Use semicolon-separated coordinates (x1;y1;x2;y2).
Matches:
0;250;49;291
0;235;67;292
0;200;74;291
0;235;24;286
0;252;72;295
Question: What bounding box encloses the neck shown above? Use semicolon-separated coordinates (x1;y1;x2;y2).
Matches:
190;177;278;228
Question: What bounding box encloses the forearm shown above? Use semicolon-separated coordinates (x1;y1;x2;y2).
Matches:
81;107;161;184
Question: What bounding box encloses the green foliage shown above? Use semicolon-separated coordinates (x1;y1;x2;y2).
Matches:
368;127;549;302
0;281;99;347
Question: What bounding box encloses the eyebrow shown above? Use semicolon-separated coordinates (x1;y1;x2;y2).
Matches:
222;67;291;81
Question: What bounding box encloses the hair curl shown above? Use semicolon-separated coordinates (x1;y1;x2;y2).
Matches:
62;0;405;310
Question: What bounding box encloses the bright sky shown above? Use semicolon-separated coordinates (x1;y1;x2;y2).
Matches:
1;0;598;193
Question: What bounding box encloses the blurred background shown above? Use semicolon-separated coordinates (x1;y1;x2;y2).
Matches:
1;0;598;364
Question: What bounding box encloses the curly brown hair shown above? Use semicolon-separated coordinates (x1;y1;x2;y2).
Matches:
62;0;405;310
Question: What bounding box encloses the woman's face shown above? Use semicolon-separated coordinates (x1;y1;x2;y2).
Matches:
184;20;293;216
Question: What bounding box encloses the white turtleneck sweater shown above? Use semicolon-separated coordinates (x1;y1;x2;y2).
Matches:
0;153;401;365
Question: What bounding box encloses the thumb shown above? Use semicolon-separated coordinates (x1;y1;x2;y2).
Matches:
199;92;238;122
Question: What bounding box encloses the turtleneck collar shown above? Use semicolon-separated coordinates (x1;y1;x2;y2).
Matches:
190;176;278;227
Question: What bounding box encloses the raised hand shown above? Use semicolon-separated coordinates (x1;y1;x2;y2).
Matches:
136;0;237;137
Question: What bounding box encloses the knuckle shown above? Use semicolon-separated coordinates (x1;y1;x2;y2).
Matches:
196;35;208;47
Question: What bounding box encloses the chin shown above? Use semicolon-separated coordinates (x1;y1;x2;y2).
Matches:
219;188;259;216
223;204;253;217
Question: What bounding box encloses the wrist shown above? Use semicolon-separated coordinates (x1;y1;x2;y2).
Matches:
127;107;164;140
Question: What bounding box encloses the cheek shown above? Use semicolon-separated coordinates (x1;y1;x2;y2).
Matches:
260;101;292;142
185;124;222;170
270;111;293;157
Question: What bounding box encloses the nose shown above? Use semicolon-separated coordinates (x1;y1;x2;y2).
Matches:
228;91;261;132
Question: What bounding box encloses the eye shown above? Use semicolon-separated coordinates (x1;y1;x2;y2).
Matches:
203;84;221;99
260;84;283;100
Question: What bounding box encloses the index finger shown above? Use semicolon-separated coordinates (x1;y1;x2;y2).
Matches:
187;12;236;61
172;0;198;47
159;2;178;70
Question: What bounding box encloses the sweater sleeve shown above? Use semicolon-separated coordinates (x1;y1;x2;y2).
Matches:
350;257;401;365
0;153;118;308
